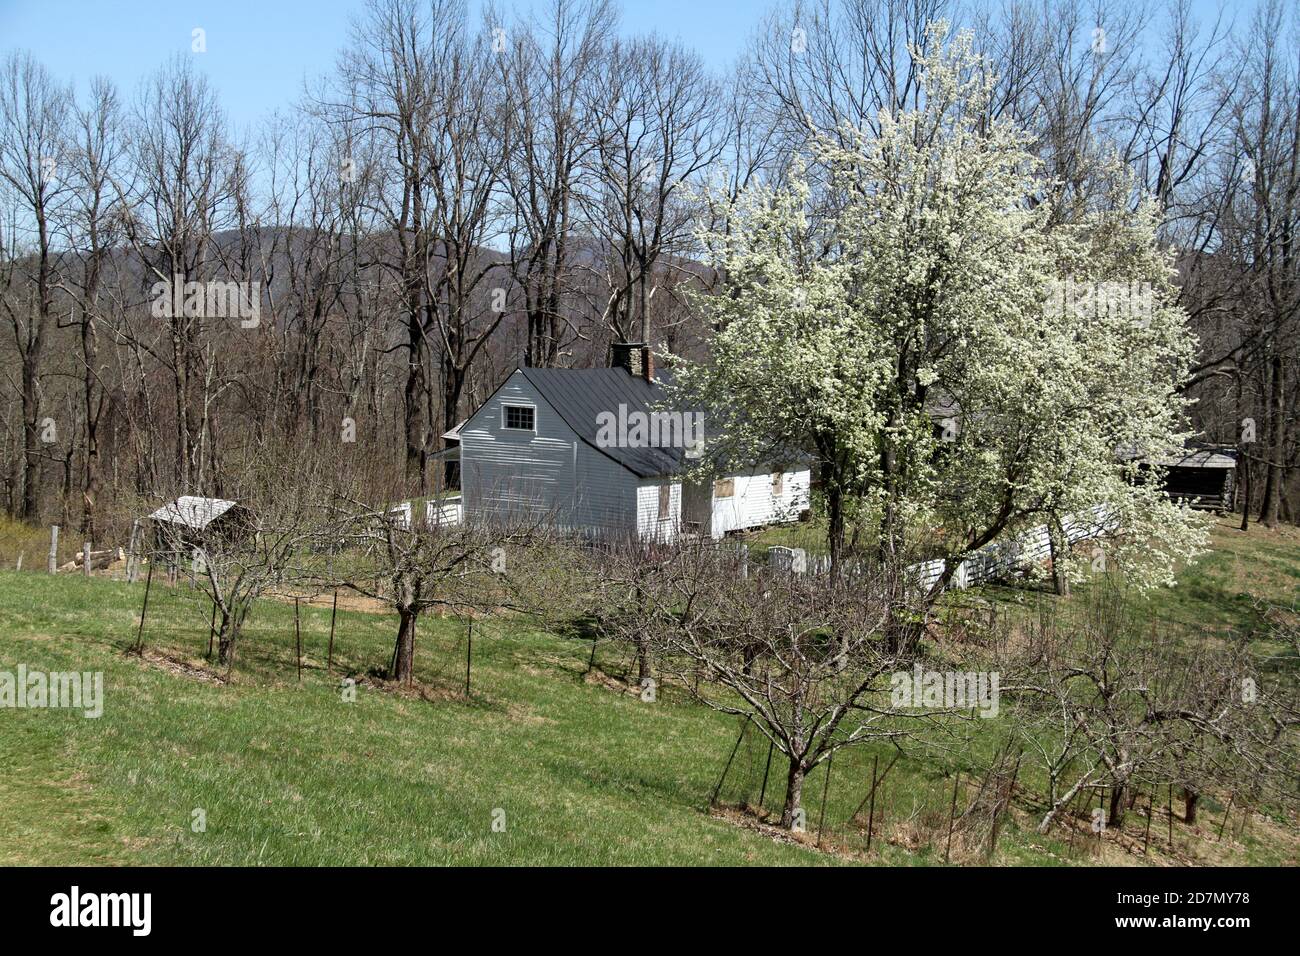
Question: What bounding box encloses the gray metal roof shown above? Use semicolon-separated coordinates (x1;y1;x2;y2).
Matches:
1167;449;1237;469
148;495;241;529
517;366;696;479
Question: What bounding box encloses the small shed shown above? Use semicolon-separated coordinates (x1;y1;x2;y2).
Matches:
1162;446;1237;511
146;496;254;546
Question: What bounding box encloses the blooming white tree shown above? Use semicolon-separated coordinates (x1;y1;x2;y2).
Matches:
675;23;1208;620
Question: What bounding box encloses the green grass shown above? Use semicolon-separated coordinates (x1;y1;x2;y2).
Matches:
1129;515;1300;634
742;518;833;557
0;572;853;865
1;516;1296;866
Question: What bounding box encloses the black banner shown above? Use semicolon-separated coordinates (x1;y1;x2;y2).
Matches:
0;865;1274;941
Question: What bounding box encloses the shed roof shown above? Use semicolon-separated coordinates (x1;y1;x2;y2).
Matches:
1166;449;1237;469
148;496;242;530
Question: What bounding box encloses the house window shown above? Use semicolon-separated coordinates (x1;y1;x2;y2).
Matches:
502;404;535;431
658;483;671;520
772;471;784;496
713;478;734;499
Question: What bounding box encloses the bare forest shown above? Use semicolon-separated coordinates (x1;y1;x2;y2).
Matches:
1;0;1296;541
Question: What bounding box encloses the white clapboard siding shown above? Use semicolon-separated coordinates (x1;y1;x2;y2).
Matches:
636;480;682;542
459;369;815;541
945;505;1119;591
710;466;812;539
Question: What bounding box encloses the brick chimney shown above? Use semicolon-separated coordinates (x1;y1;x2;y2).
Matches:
611;342;655;381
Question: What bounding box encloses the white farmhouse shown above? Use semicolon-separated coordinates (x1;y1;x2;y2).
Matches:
456;344;811;540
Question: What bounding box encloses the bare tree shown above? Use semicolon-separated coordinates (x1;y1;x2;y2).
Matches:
329;491;542;684
588;35;723;346
495;0;613;368
1010;583;1296;833
149;456;334;667
586;538;963;829
0;51;70;520
59;76;126;541
120;55;244;490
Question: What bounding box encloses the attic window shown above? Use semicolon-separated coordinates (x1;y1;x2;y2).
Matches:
502;404;535;431
713;479;734;499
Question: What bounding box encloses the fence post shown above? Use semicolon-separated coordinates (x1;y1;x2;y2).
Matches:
758;739;774;811
1168;784;1174;848
134;561;154;655
816;750;834;848
294;597;302;682
708;721;748;810
208;601;217;659
48;525;59;574
326;590;337;674
944;772;960;864
464;618;473;696
865;754;880;851
1143;792;1153;854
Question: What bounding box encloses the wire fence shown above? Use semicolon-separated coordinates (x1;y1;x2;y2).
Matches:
702;716;1194;863
120;571;489;695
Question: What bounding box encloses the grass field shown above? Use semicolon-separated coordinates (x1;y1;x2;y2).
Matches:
0;515;1296;866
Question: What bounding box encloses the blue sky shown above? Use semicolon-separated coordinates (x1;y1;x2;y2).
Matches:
0;0;758;135
1;0;1242;137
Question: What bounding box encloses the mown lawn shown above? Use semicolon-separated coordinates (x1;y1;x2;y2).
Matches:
0;571;853;865
1;516;1295;866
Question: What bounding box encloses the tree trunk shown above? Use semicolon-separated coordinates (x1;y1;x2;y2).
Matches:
1049;518;1070;596
80;287;102;541
392;605;417;683
216;608;243;666
635;635;653;683
403;312;427;488
779;758;806;830
20;353;42;520
1261;352;1284;527
1183;786;1199;825
442;359;466;490
1109;781;1128;829
1239;449;1251;531
826;481;845;578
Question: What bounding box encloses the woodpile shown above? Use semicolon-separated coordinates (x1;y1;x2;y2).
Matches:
58;547;125;573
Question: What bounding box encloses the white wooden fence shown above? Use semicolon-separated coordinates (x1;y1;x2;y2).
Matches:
768;504;1116;592
424;496;463;527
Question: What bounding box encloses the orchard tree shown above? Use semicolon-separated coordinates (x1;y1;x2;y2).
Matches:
675;23;1208;622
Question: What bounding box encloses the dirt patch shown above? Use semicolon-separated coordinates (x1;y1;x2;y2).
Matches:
710;804;869;861
583;667;645;698
133;648;227;685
